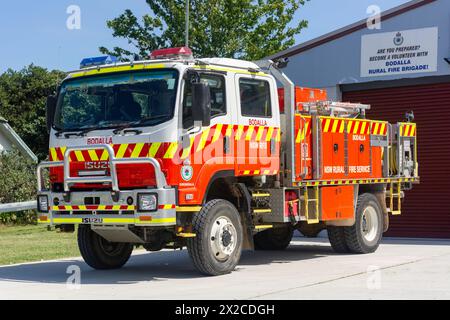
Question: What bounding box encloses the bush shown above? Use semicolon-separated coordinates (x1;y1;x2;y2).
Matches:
0;65;65;160
0;150;37;225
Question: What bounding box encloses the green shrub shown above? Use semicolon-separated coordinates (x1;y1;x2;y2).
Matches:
0;150;37;225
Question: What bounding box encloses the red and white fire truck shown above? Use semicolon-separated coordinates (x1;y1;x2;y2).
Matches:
37;47;419;276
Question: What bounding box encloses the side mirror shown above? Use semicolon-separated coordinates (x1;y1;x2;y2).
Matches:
192;83;211;127
46;95;57;133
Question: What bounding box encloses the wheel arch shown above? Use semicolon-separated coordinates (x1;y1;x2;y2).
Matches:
358;184;389;233
202;171;255;250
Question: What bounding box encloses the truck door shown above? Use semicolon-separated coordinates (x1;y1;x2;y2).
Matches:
178;72;233;204
234;74;280;176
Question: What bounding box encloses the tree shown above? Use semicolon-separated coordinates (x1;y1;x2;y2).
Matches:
100;0;309;61
0;65;65;160
0;150;37;224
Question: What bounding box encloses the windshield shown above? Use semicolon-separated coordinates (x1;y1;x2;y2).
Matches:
54;69;179;131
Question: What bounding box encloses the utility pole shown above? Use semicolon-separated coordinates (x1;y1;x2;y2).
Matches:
185;0;190;47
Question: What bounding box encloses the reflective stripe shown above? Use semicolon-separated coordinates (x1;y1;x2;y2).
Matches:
235;125;244;140
70;64;166;78
211;124;223;143
88;149;99;161
131;143;144;158
255;126;265;141
164;142;179;159
373;122;380;135
266;127;274;142
331;120;339;133
100;149;109;161
176;206;202;212
116;144;128;159
148;142;161;157
197;128;211;152
74;151;85;162
192;65;267;77
51;217;176;225
360;122;367;134
324;119;331;132
181;137;195;159
225;125;233;137
50;148;58;161
245;126;255;141
353;121;360;134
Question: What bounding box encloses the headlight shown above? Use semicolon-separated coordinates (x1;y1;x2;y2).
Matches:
37;195;49;213
138;193;158;212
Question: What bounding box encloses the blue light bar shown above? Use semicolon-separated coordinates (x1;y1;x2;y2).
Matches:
80;55;118;69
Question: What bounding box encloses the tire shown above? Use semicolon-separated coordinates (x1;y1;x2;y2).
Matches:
254;226;293;251
298;223;324;238
77;225;133;270
327;226;350;253
344;193;383;254
187;199;243;276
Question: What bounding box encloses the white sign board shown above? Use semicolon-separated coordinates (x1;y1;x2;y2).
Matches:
361;27;438;78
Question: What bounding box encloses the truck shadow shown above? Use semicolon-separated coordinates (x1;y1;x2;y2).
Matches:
0;241;333;285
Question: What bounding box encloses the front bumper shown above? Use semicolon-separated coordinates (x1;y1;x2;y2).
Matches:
37;189;177;227
37;144;178;227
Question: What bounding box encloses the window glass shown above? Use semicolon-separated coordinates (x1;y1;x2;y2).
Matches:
55;70;179;131
183;74;226;129
239;79;272;118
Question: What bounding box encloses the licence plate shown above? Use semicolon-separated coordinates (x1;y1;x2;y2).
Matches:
82;217;103;224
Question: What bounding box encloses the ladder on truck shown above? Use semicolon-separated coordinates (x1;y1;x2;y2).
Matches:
388;182;402;216
302;186;320;224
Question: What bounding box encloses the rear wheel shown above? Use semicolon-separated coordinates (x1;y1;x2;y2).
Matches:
187;199;243;276
344;193;383;254
254;226;294;250
77;225;133;270
327;226;350;253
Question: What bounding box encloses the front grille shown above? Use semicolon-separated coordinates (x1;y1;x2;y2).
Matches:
73;211;120;215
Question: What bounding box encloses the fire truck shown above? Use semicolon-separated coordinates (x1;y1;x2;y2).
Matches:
37;47;419;276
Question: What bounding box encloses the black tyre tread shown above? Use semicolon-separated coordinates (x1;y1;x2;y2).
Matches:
254;227;293;251
327;226;350;253
77;225;133;270
188;200;218;275
344;193;382;254
187;199;242;276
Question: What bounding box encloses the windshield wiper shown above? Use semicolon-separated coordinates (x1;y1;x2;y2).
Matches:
56;125;119;138
113;115;169;135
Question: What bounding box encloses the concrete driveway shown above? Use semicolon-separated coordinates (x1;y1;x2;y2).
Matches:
0;237;449;300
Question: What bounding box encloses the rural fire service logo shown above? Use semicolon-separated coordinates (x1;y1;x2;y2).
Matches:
393;32;404;46
181;165;194;182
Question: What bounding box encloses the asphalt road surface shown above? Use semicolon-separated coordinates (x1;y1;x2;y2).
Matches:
1;237;449;300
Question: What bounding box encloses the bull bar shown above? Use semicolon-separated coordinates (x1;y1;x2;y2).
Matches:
37;144;177;227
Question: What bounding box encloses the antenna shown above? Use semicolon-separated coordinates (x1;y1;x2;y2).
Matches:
185;0;190;47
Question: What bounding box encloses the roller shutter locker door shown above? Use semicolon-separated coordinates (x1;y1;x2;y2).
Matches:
343;82;450;238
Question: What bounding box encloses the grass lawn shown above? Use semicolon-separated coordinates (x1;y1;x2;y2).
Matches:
0;225;80;266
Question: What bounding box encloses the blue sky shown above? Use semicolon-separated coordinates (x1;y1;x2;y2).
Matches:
0;0;410;73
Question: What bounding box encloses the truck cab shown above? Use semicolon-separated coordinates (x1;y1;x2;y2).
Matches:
37;48;283;275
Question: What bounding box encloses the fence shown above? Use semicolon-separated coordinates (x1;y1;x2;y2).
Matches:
0;201;36;213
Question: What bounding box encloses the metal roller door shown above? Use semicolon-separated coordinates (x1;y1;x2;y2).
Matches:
343;82;450;239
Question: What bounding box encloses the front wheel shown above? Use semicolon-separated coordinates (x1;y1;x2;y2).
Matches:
344;193;383;254
77;225;133;270
187;199;243;276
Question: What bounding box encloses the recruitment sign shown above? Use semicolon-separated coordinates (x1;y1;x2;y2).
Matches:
361;27;438;78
